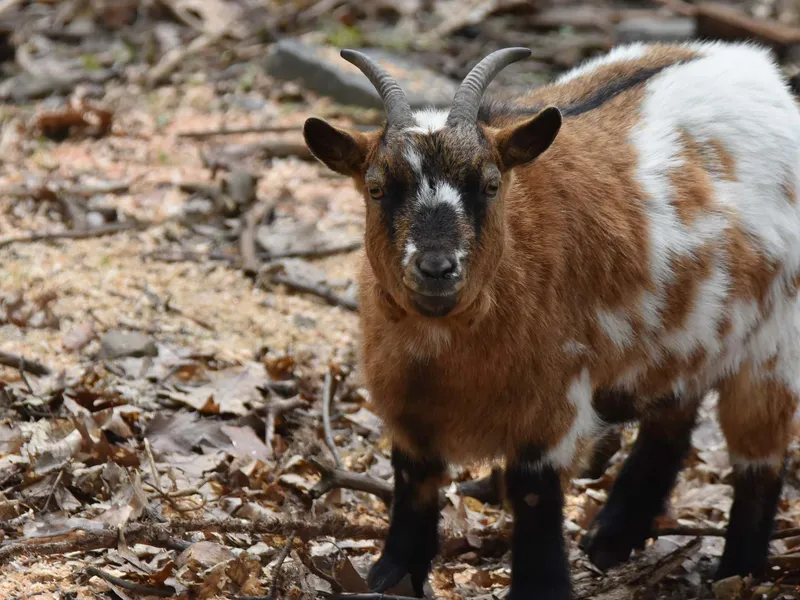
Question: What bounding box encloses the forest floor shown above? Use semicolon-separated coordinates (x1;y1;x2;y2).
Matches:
1;1;800;599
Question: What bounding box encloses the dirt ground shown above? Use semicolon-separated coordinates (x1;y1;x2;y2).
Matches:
2;1;800;599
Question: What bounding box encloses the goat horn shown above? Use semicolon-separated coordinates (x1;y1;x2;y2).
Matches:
447;48;532;126
341;49;415;129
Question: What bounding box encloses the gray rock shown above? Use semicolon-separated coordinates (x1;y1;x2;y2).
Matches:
615;17;696;44
99;330;158;360
265;39;457;109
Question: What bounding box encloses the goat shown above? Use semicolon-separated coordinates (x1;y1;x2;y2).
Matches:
303;42;800;600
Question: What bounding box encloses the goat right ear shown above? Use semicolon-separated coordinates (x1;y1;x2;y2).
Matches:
303;118;369;177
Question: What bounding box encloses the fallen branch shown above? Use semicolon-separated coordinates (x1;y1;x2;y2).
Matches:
0;515;387;564
241;199;275;276
322;369;343;469
265;396;307;458
271;274;358;311
309;458;502;507
147;32;226;87
268;531;296;600
0;351;51;376
178;124;301;138
85;566;175;597
0;221;148;249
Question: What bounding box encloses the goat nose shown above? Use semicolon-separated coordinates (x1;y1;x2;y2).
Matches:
416;252;457;279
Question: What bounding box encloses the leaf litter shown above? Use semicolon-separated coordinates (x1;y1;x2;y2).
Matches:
1;1;800;599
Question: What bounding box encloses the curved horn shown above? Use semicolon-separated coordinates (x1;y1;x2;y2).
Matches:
341;49;415;128
447;47;531;126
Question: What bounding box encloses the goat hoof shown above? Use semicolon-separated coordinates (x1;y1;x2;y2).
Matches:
508;582;572;600
580;519;646;571
368;552;428;596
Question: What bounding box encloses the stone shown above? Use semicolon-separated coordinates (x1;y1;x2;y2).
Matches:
265;39;458;109
99;330;158;360
615;17;696;44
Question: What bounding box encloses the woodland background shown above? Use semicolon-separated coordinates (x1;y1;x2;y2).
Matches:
1;0;800;598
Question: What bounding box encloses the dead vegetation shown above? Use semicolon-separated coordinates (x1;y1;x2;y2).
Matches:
1;0;800;599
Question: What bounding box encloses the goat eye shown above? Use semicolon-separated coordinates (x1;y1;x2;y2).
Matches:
484;182;499;197
367;185;384;199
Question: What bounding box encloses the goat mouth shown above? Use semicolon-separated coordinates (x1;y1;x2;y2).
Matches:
410;292;458;318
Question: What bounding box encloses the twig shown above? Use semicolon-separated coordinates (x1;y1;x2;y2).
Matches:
269;531;296;600
58;195;87;231
322;369;343;469
297;548;344;594
330;595;423;600
309;457;392;503
271;273;358;311
0;351;51;376
42;466;65;513
265;396;307;458
85;566;175;597
0;221;148;249
178;124;301;138
655;526;800;540
241;199;275;277
147;31;226;87
1;182;131;201
633;538;702;588
0;515;388;564
309;458;502;507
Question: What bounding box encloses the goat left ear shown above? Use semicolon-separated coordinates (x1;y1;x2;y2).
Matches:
495;106;562;170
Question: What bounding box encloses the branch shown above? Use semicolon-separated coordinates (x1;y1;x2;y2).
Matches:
241;199;275;276
271;273;358;311
0;351;51;376
322;369;343;469
0;221;149;249
265;396;307;459
85;566;175;597
268;532;296;600
0;515;388;564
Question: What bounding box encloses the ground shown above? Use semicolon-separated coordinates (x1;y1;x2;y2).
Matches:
1;1;800;599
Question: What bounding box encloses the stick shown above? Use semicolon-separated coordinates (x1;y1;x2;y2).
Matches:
0;181;131;200
265;396;306;458
0;515;388;564
0;351;51;376
147;32;225;87
322;370;343;469
268;531;296;600
178;125;301;138
297;548;344;594
309;457;392;503
241;199;275;276
309;458;502;507
0;221;148;249
85;566;175;597
271;274;358;311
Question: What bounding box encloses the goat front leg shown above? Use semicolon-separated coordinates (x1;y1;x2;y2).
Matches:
368;445;445;597
506;446;572;600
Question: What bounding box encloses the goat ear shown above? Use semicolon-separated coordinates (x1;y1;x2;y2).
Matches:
495;106;561;170
303;118;370;176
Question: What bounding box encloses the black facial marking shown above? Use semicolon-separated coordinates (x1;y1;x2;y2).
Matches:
368;446;445;596
505;446;572;600
581;396;698;571
409;202;462;253
717;460;786;580
478;63;689;125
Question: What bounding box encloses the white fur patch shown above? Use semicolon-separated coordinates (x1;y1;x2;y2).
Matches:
596;308;634;350
405;108;448;134
544;369;600;469
403;146;423;176
625;41;800;396
403;239;417;267
557;42;649;83
416;179;464;214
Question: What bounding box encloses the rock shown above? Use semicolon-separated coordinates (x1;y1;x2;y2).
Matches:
86;212;106;228
265;39;457;109
615;17;696;44
99;330;158;360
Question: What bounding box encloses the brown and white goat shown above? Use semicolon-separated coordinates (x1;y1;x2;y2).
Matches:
304;42;800;599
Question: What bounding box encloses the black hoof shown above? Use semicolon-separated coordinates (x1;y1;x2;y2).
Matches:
508;582;573;600
580;515;649;571
367;552;427;597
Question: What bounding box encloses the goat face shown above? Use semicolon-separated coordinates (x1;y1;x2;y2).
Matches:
303;49;562;318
